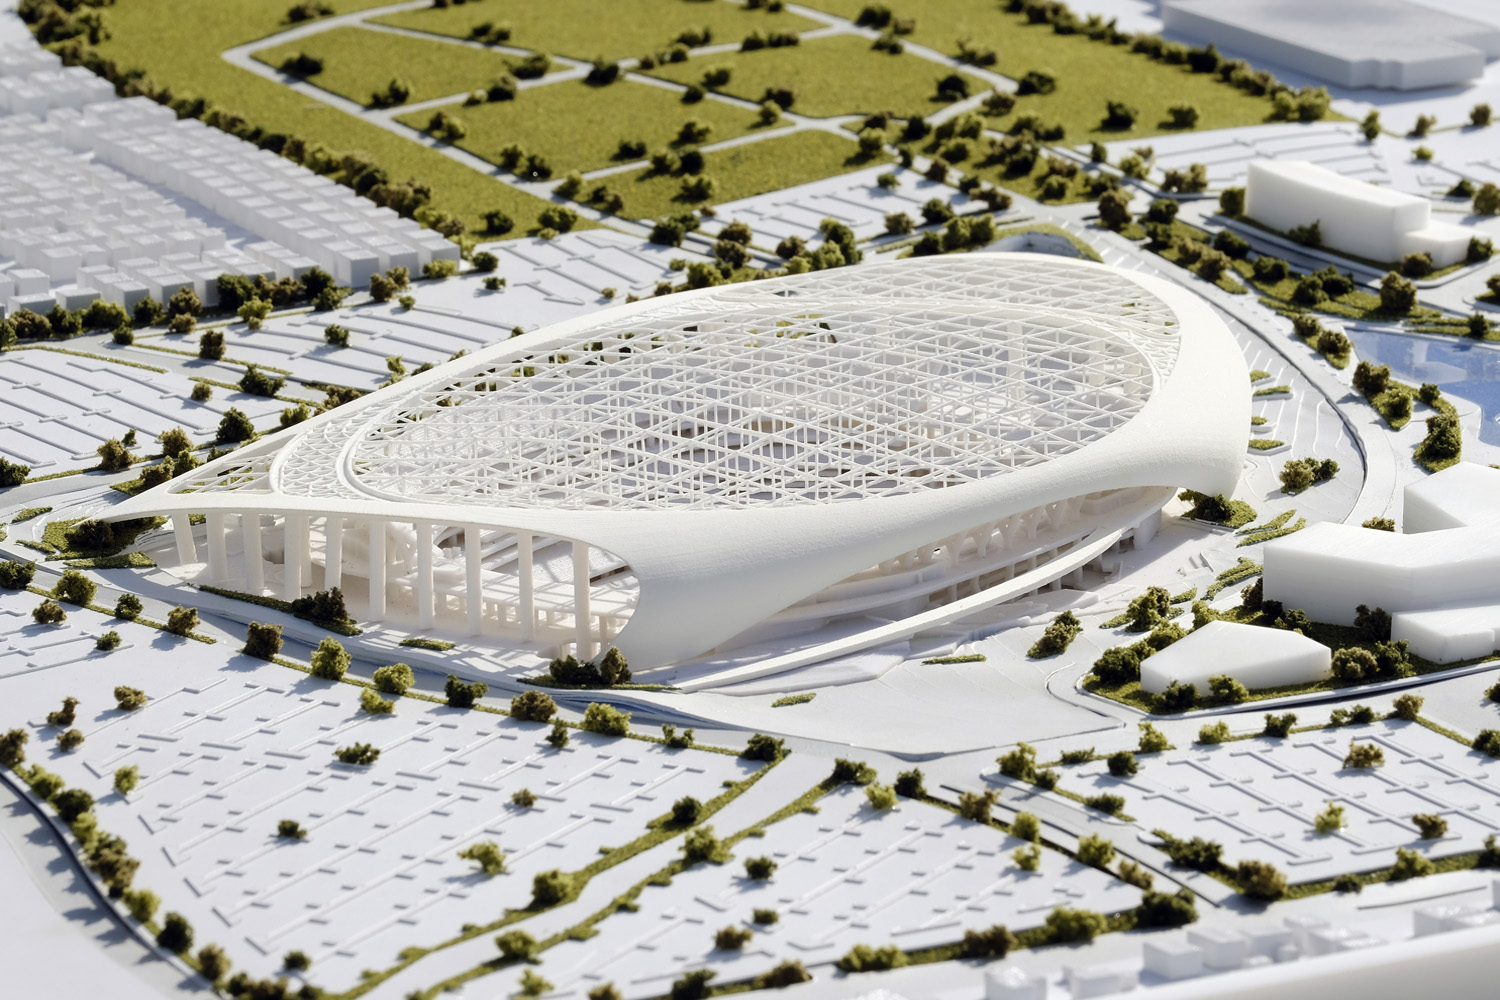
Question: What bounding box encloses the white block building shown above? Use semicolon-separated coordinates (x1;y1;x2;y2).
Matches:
105;256;1249;673
1245;160;1472;268
1264;463;1500;663
1164;0;1500;91
1140;619;1331;693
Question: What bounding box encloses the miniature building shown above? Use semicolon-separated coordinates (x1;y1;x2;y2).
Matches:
1163;0;1500;91
1139;619;1332;694
1244;160;1472;268
105;255;1248;668
1264;463;1500;662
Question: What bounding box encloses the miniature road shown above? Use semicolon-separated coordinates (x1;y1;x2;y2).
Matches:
0;775;203;998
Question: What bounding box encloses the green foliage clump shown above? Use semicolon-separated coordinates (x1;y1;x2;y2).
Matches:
1343;742;1385;769
1044;906;1107;943
360;688;394;715
445;674;488;708
581;702;630;736
1138;722;1171;753
1085;793;1126;816
962;924;1016;958
459;840;507;876
741;733;785;761
836;943;909;972
510;689;556;722
1157;831;1223;871
334;742;379;765
1390;846;1435;881
1314;801;1345;834
1076;834;1115;868
164;605;199;636
1104;746;1139;778
744;856;777;880
1236;859;1287;900
1263;712;1297;738
1028;610;1082;657
309;638;349;680
373;662;415;695
1197;721;1232;745
1135;888;1198;927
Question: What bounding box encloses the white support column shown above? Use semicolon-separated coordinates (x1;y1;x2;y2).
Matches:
465;525;483;636
325;516;343;591
518;531;534;641
242;513;263;592
367;520;386;620
206;513;228;581
283;514;308;602
172;514;197;565
572;540;591;661
415;521;434;630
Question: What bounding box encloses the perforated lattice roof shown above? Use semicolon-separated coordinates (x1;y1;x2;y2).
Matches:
334;258;1182;511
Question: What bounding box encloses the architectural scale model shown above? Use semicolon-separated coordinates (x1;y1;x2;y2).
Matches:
3;2;1500;1000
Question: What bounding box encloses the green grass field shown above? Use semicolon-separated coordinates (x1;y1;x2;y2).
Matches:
615;129;889;220
800;0;1284;140
372;0;822;63
644;34;985;119
74;0;563;235
398;79;785;178
252;26;528;106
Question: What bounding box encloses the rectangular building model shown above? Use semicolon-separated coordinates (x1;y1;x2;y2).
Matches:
1244;160;1472;268
1163;0;1500;91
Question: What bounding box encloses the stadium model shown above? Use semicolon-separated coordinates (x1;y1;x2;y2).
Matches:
106;255;1248;674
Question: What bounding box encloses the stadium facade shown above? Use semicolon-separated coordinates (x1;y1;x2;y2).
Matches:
106;256;1249;668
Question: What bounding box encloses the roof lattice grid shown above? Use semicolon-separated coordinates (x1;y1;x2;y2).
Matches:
343;263;1179;512
166;258;1186;512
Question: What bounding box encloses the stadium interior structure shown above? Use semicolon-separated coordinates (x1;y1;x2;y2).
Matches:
105;256;1249;674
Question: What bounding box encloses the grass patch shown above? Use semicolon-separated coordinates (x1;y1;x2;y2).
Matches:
253;26;525;106
72;0;559;234
400;636;454;651
373;0;821;63
12;506;52;523
617;128;887;218
1238;517;1306;547
643;34;985;119
923;654;987;664
1203;557;1261;600
1253;385;1290;396
196;584;363;635
796;0;1285;140
7;343;168;374
1238;511;1295;535
400;79;783;179
1247;438;1284;450
35;516;165;561
771;692;816;707
63;553;157;569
